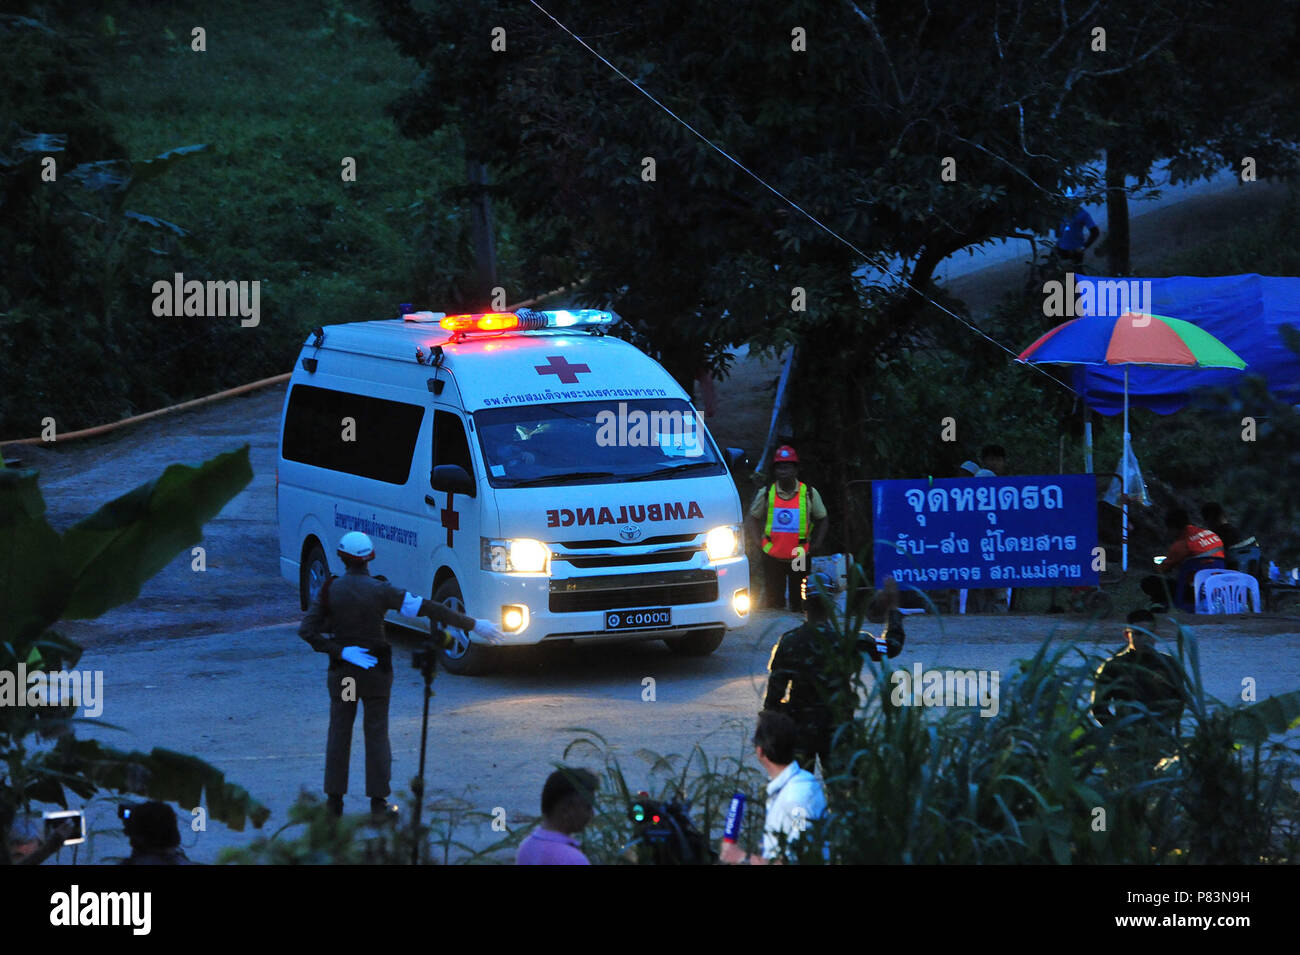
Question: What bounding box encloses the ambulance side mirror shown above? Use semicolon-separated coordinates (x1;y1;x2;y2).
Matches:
724;447;749;473
432;464;475;498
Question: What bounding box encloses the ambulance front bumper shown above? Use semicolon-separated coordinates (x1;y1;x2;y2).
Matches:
482;558;749;645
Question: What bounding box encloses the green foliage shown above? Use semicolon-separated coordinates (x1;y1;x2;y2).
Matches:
0;447;267;859
544;559;1300;866
223;730;765;864
1087;0;1300;270
799;558;1300;863
375;0;1123;388
220;791;524;865
0;120;216;434
1;1;469;436
558;726;767;865
371;0;1299;559
221;793;407;865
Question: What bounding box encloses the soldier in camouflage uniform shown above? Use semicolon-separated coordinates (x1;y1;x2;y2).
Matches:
763;575;906;775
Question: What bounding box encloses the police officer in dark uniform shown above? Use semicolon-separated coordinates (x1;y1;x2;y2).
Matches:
299;531;505;817
763;574;906;775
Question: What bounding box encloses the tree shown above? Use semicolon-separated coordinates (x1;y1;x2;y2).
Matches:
374;0;1283;549
1077;0;1300;274
0;14;219;437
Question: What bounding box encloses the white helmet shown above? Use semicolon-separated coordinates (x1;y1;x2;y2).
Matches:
338;531;375;562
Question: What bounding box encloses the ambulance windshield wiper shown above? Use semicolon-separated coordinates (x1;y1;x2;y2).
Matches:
627;461;719;482
507;471;615;487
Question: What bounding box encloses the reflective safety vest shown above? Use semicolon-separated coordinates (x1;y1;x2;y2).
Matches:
762;482;809;560
1186;526;1225;560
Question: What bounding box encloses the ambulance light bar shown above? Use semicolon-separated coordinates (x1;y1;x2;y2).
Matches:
438;308;620;334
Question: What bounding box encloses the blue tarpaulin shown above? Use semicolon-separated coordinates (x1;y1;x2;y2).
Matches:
1070;274;1300;414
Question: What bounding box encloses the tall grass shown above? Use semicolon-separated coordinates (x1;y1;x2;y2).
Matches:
574;559;1300;865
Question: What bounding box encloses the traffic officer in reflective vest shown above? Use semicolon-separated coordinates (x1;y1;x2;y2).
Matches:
745;445;829;612
299;531;506;817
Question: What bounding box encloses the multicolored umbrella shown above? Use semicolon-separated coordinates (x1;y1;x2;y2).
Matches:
1018;312;1247;570
1018;312;1247;370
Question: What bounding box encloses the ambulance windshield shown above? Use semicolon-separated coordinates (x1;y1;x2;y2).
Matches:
474;399;725;488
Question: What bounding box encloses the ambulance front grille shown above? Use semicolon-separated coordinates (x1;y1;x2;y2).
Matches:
561;533;697;549
548;569;718;613
556;548;698;569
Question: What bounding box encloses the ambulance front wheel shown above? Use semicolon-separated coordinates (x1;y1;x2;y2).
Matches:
300;541;329;612
665;627;725;657
434;578;497;676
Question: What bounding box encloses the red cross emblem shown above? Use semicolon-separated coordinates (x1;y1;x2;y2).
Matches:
441;492;459;546
534;355;590;384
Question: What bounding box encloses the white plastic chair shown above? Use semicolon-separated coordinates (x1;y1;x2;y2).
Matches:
1196;571;1261;614
1192;568;1235;612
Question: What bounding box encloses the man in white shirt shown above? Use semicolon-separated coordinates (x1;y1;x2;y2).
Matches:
719;710;827;864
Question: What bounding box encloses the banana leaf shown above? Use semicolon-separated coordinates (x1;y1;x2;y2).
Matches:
29;737;270;831
60;446;252;620
1230;689;1300;745
0;467;67;654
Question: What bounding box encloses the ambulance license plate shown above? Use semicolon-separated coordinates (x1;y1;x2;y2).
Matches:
604;608;671;631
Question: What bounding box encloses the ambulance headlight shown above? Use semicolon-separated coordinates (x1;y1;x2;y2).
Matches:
705;525;741;561
733;589;751;616
481;537;550;574
502;605;529;633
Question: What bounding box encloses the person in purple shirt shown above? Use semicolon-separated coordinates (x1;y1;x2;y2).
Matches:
517;767;599;865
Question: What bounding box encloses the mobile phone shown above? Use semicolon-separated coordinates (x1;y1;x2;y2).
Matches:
43;809;86;846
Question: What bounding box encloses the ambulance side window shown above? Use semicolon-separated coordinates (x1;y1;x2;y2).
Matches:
282;384;423;485
432;409;476;495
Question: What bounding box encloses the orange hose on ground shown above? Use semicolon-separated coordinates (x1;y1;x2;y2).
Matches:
0;285;587;448
1;373;291;447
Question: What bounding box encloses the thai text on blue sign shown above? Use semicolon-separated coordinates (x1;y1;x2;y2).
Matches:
872;475;1100;589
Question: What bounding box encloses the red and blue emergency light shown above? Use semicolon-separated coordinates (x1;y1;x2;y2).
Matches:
415;308;620;334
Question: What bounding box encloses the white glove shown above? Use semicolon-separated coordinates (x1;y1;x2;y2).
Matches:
340;646;378;669
472;618;507;645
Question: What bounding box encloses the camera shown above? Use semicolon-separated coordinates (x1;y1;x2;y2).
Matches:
412;624;454;675
43;809;86;846
411;645;438;672
626;793;715;865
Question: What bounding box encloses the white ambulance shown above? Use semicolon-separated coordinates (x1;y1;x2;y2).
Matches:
277;307;751;674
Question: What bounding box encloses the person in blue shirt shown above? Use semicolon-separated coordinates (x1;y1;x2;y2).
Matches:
1055;188;1100;263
